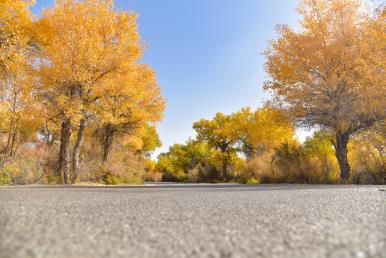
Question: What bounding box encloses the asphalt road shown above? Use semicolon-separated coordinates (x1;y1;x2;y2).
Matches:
0;184;385;258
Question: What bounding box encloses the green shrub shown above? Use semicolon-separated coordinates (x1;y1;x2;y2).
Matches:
246;178;260;184
0;172;11;185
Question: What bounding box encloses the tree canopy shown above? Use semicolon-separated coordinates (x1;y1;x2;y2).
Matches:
264;0;385;180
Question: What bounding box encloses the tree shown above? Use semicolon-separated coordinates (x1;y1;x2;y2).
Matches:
104;124;162;161
348;124;385;183
264;0;385;180
95;64;165;162
156;143;191;182
0;0;34;77
0;0;37;165
156;140;221;182
303;130;340;180
36;0;160;183
139;125;162;157
193;113;238;180
232;107;295;158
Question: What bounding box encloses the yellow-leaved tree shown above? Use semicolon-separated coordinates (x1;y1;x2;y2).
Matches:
232;106;295;158
95;64;165;162
264;0;385;181
36;0;164;183
0;0;34;76
193;113;240;180
0;0;38;165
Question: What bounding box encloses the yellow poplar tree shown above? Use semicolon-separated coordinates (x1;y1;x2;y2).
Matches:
36;0;152;183
193;113;239;180
0;0;34;76
264;0;385;180
233;107;295;158
94;64;165;162
0;0;37;164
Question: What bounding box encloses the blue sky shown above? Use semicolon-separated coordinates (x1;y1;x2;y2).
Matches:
32;0;306;155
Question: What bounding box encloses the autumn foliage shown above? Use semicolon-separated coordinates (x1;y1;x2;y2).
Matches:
0;0;165;184
0;0;384;185
155;0;385;184
264;0;385;181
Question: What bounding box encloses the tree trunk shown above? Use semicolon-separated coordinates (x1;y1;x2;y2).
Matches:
102;124;115;162
9;119;19;159
222;158;228;181
335;132;350;181
221;152;230;181
219;143;230;181
1;119;14;166
9;129;17;159
58;118;71;184
72;118;86;183
5;123;13;155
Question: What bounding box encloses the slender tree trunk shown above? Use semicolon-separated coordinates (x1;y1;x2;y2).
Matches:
335;132;350;181
1;119;14;166
323;152;329;179
9;129;17;159
221;151;229;181
58;118;71;184
72;118;86;183
222;158;228;181
219;144;230;181
12;140;19;160
102;124;115;162
5;123;12;155
9;119;19;159
3;90;18;164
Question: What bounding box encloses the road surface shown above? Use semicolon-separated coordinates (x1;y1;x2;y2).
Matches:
0;184;385;258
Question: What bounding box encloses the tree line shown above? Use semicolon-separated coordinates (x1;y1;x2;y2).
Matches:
154;0;385;184
0;0;384;185
155;107;384;184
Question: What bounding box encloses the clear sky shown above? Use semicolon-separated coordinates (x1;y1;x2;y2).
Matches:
32;0;304;156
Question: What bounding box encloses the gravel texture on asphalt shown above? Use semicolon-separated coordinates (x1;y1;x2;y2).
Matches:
0;184;385;258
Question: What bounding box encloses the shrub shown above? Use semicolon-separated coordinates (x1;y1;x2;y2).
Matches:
270;140;339;184
97;155;145;185
1;157;43;185
349;131;385;184
246;178;260;184
238;154;273;183
101;170;143;185
0;172;11;185
352;171;383;185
